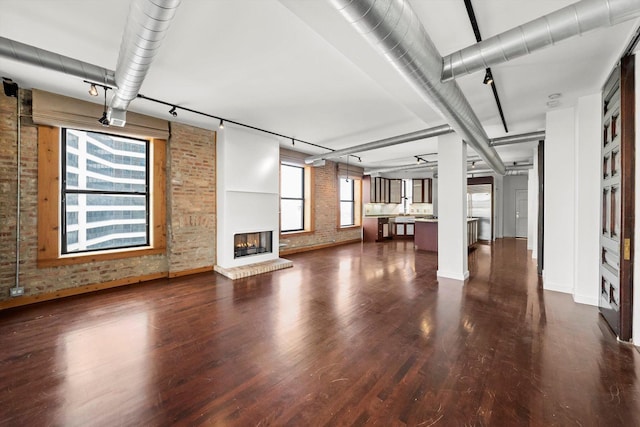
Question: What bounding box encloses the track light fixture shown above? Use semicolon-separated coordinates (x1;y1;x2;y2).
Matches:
2;77;18;98
483;69;493;85
88;84;99;97
97;86;109;127
169;106;177;117
415;155;427;164
219;119;224;129
291;138;295;146
472;161;476;169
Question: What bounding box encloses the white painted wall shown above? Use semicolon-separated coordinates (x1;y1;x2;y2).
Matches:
216;124;280;269
502;175;529;237
494;174;503;239
529;148;538;259
543;107;576;294
573;93;602;306
437;133;468;281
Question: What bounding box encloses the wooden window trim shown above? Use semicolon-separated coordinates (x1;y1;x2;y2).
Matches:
37;125;166;267
337;177;362;229
279;162;315;235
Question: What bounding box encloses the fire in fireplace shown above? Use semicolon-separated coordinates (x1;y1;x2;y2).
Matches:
234;231;273;258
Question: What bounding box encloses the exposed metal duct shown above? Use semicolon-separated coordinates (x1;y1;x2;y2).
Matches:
491;131;545;146
108;0;181;126
0;36;115;86
365;162;437;176
330;0;506;175
305;124;453;164
308;127;544;165
442;0;640;82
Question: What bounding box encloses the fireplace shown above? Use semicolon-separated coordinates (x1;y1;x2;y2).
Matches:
234;231;273;258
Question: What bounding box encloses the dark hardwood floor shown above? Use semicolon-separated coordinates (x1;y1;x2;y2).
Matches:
1;239;639;426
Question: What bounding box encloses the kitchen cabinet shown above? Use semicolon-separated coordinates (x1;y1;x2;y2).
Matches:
363;217;392;242
412;178;432;203
389;179;402;203
370;177;402;203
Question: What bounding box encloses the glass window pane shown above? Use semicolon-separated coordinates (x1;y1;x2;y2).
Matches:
64;191;148;253
281;199;303;231
65;129;147;192
281;164;303;198
340;201;354;226
340;179;353;200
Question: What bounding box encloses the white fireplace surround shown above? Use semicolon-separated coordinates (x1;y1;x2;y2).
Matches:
216;124;282;271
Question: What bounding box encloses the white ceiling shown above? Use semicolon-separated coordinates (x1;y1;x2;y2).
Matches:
1;0;638;177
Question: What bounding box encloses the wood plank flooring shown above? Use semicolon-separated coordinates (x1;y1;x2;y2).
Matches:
1;239;639;426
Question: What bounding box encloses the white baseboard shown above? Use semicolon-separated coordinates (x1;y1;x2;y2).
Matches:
437;270;469;281
573;293;598;307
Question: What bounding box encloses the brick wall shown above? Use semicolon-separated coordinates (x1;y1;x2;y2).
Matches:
167;123;216;274
0;90;216;303
280;160;361;253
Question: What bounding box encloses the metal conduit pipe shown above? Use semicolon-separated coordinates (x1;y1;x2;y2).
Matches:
0;36;116;86
490;131;546;146
330;0;506;175
442;0;640;82
365;162;437;175
108;0;181;126
304;125;453;164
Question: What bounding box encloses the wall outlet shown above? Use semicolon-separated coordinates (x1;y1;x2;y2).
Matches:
9;287;24;297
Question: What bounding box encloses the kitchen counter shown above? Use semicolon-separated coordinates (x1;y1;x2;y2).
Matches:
414;218;479;252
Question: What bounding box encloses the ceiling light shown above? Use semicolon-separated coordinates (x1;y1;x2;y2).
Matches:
169;106;177;117
546;100;560;108
472;161;475;169
483;70;493;85
97;86;109;126
88;84;98;97
291;138;295;146
219;119;224;129
548;93;562;99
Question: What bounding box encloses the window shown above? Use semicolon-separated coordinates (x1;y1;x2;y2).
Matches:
61;129;149;254
37;126;166;267
340;178;355;227
280;164;305;232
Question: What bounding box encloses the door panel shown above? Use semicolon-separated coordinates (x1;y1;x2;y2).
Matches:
515;189;528;238
599;55;634;341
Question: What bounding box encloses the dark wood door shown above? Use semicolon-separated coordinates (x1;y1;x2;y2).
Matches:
599;56;634;341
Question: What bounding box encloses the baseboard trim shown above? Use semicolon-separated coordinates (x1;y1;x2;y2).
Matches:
573;293;599;307
280;238;361;256
437;270;470;281
542;278;572;294
168;265;214;278
0;272;168;311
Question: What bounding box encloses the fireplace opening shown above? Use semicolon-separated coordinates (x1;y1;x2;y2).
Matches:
234;231;273;258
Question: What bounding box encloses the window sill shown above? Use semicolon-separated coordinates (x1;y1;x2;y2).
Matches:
280;230;314;238
337;225;361;231
37;246;166;268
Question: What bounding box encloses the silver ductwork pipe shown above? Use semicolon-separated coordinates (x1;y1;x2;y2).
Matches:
365;162;437;175
330;0;506;175
108;0;181;126
490;131;545;146
0;36;116;85
305;124;452;164
442;0;640;82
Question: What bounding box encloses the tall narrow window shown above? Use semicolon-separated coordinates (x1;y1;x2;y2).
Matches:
280;164;305;232
61;129;149;254
340;178;355;227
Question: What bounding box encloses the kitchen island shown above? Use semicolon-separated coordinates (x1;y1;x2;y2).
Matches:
414;218;479;252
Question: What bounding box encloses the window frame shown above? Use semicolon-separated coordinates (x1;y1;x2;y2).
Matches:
37;126;166;267
336;174;361;230
280;163;305;233
339;178;356;227
279;161;314;236
60;128;151;255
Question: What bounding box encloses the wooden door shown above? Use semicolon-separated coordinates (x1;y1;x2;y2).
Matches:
599;56;634;341
515;189;528;238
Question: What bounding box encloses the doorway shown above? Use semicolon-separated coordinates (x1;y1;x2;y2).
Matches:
515;189;528;238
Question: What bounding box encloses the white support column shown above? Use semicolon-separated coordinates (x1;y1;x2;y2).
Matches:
437;133;468;281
